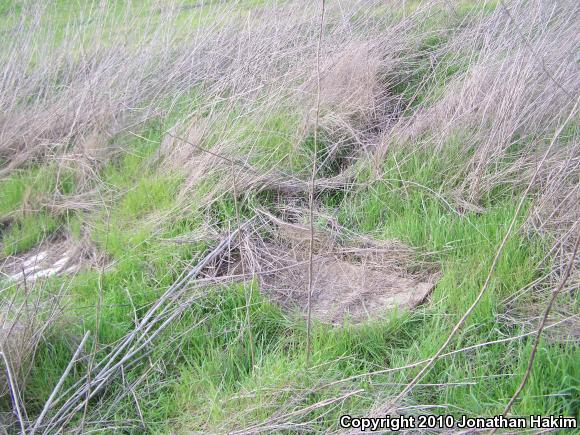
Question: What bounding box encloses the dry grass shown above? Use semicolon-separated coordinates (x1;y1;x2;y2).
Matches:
0;281;66;420
238;210;438;324
0;230;106;283
0;0;578;432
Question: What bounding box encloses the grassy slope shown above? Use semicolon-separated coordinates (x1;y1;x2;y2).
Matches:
1;0;578;432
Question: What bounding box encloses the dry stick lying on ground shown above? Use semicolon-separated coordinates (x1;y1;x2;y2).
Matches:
1;349;27;433
378;100;579;416
30;331;91;435
306;0;325;368
495;234;579;425
37;223;250;433
80;192;112;433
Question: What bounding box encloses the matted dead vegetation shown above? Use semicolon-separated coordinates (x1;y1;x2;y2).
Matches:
239;211;438;324
0;282;67;424
175;208;439;324
0;0;579;432
0;232;106;283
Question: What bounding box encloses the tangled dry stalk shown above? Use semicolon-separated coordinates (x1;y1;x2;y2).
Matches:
0;0;578;431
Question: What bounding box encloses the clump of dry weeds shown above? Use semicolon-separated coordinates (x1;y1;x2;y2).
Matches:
240;209;438;324
1;0;579;432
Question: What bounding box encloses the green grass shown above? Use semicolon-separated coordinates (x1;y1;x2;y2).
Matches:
1;212;59;255
5;84;578;435
21;134;576;431
5;132;579;432
0;164;78;254
0;164;75;217
1;0;281;63
157;144;576;431
1;0;578;432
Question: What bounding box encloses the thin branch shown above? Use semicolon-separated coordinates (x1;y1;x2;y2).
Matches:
383;100;578;414
306;0;326;368
1;350;27;434
499;234;579;420
31;331;90;435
